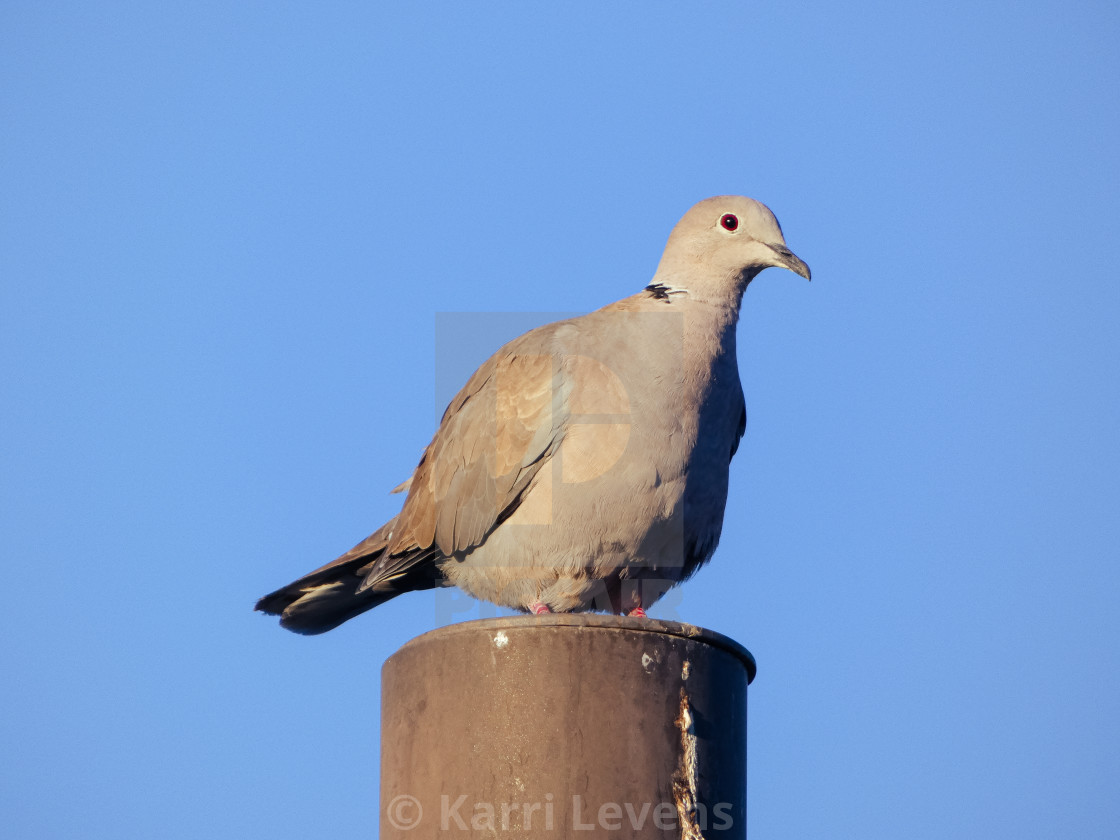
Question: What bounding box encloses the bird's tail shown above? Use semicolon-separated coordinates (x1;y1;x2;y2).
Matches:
255;565;400;635
256;521;422;634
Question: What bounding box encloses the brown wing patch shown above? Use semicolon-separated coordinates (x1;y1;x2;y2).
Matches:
364;333;569;587
495;353;554;475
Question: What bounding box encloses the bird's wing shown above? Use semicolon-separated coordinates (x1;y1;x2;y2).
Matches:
358;323;572;590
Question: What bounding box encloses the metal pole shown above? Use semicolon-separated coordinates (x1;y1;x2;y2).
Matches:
380;614;755;837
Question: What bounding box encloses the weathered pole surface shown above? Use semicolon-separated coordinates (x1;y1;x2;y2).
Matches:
380;614;755;838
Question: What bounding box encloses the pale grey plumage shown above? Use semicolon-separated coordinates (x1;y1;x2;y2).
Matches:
256;195;810;633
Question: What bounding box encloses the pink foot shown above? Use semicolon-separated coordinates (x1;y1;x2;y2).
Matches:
529;601;552;615
626;606;647;618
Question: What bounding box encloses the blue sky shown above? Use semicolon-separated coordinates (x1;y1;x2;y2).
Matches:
2;2;1118;838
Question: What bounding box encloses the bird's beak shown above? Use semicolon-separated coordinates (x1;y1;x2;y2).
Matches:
770;244;811;281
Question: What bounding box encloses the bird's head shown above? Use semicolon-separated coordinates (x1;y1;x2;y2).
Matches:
654;195;810;302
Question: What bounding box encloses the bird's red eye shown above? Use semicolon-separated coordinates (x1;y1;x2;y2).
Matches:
720;214;739;231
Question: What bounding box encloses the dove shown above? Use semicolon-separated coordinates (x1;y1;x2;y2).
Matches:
256;195;810;633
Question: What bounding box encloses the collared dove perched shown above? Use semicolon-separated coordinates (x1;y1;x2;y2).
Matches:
257;196;809;633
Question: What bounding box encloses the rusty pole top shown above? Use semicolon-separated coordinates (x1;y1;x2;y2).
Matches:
380;615;756;837
392;614;757;683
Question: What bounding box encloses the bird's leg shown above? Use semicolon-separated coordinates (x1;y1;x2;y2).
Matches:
616;576;646;617
529;601;552;615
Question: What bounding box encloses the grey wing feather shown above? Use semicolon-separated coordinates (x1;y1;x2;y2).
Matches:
357;323;571;590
